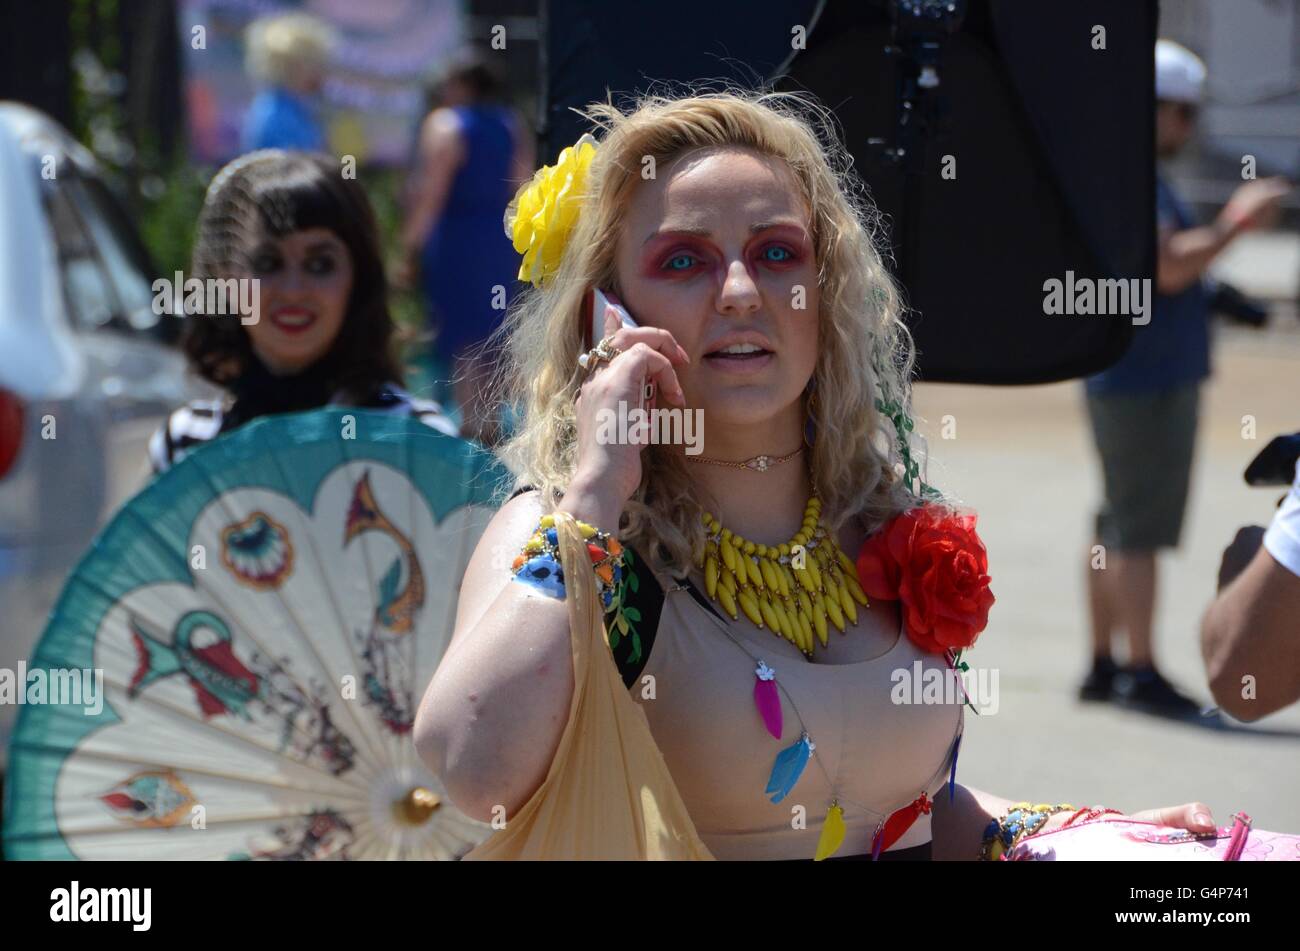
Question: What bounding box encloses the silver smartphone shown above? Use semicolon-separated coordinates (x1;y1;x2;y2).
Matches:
585;287;655;409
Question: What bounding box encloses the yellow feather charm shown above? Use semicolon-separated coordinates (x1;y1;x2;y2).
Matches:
814;803;847;861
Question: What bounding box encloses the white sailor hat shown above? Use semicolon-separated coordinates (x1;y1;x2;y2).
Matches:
1156;39;1206;105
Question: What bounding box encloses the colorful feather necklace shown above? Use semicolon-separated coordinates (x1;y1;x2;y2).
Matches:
673;577;964;860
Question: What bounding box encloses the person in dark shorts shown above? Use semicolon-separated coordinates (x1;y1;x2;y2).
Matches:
1080;40;1289;716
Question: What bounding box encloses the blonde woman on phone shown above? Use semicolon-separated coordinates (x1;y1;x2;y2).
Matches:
414;89;1218;860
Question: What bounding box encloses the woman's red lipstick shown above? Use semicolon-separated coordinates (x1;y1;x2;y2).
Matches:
269;307;317;334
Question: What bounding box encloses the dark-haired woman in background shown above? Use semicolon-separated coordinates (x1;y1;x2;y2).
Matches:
399;52;533;447
149;150;456;474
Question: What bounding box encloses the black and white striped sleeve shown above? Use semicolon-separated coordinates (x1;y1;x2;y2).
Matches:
148;401;226;474
367;383;460;437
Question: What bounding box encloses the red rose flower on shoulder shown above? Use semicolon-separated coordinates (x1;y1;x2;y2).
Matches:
856;505;994;654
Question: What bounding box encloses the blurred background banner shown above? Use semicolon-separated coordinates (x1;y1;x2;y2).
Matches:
182;0;464;165
542;0;1158;384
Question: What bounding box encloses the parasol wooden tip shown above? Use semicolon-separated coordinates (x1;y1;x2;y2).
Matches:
394;786;442;825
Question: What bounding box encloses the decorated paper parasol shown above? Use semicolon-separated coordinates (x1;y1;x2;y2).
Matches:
3;410;506;859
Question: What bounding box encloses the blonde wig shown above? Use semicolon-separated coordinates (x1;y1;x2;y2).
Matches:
488;88;924;577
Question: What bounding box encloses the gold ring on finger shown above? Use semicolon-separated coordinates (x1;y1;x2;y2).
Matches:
578;337;623;373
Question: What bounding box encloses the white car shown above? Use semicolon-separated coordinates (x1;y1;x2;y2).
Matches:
0;102;208;772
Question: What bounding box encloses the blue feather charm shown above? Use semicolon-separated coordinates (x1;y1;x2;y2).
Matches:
765;732;814;803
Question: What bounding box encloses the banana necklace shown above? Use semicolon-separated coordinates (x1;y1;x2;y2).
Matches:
695;495;870;657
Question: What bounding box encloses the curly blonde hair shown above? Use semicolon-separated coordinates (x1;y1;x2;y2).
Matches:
486;88;923;578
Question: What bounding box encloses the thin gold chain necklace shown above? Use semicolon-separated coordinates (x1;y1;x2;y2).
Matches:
685;445;804;472
694;495;870;657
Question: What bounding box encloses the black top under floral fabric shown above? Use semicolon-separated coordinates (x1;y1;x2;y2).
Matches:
508;485;683;688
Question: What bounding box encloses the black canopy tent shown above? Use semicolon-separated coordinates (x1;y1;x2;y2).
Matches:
538;0;1156;384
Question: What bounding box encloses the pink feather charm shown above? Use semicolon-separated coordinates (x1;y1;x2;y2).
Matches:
753;661;783;739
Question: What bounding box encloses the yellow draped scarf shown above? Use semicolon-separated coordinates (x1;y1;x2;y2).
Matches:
462;510;714;860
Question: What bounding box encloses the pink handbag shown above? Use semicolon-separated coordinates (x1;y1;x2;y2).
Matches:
1006;812;1300;861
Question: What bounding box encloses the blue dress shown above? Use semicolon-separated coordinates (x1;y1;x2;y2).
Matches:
241;87;325;152
420;104;521;361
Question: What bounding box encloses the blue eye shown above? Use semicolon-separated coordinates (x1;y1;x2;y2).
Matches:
305;254;337;275
251;255;282;275
763;246;792;263
666;253;695;271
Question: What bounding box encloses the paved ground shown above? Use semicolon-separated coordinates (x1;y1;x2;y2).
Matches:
912;310;1300;831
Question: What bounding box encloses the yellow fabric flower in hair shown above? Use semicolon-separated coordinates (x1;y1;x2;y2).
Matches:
504;133;598;287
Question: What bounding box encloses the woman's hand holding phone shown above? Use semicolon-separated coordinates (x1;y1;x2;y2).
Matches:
563;295;691;528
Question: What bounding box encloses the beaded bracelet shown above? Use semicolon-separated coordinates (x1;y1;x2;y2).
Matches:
1060;806;1126;829
510;514;625;609
979;802;1076;861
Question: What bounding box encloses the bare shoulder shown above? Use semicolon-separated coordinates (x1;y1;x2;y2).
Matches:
423;107;463;146
486;487;547;548
449;488;547;648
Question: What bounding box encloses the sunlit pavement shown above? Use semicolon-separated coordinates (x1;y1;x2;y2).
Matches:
913;309;1300;830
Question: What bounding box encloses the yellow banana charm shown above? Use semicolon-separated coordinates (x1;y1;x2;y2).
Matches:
794;565;816;592
836;548;856;575
773;600;795;643
738;589;764;628
845;573;869;605
806;556;822;594
824;593;846;633
797;611;814;649
776;563;793;598
717;584;739;620
837;579;858;624
719;534;737;574
721;566;737;595
720;565;737;595
698;496;865;652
